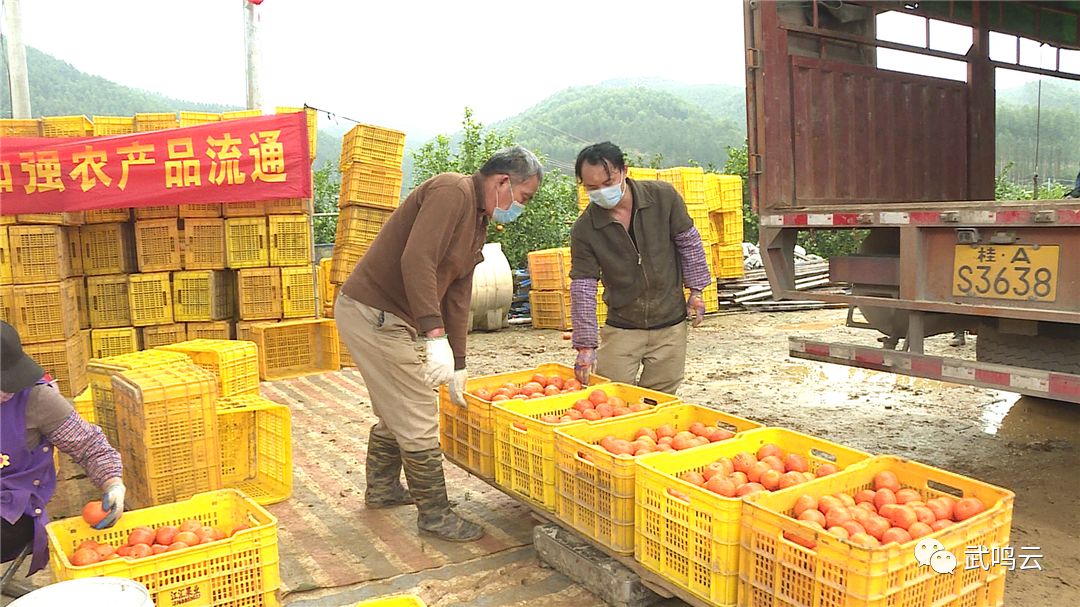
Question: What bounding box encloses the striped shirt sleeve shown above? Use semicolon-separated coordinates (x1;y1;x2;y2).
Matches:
47;412;123;488
570;277;599;349
675;226;712;292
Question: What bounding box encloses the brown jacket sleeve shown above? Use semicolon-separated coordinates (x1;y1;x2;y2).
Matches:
442;272;474;369
400;184;470;333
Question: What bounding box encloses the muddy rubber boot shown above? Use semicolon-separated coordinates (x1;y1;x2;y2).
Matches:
364;428;414;508
400;448;485;542
948;331;966;347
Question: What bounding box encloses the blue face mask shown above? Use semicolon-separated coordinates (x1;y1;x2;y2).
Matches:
492;180;526;223
588;177;625;209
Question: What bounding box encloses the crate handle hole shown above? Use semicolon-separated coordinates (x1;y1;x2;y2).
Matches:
642;398;658;406
714;421;738;433
575;451;596;467
809;448;838;463
927;479;964;498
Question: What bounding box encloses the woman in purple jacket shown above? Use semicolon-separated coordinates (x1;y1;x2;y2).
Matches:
1;321;126;575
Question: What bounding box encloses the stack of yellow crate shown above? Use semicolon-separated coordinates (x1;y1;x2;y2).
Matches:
329;123;406;291
527;248;606;330
706;174;745;280
0;112;322;370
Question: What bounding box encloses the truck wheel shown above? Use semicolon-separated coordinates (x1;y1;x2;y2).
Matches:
976;323;1080;374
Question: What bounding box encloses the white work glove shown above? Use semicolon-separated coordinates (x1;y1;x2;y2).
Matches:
96;478;125;529
449;369;468;407
423;336;456;388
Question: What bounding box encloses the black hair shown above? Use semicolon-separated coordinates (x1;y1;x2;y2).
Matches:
575;142;626;181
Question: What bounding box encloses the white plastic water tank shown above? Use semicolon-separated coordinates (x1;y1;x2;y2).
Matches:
10;577;153;607
469;242;513;331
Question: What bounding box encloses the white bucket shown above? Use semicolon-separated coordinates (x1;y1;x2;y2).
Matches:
10;577;153;607
468;242;513;331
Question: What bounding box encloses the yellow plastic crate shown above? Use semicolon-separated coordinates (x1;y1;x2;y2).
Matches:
83;208;131;224
87;349;191;447
91;115;134;136
46;489;280;607
13;212;84;226
75;276;90;330
0;285;13;326
217;394;293;505
0;118;42;137
319;257;334;308
182;217;226;270
628;167;659;181
159;339;260;398
134;218;182;272
264;198;312;215
87;274;132;328
178;110;221;127
73;386;95;424
223;200;267;218
173;270;233;322
23;334;88;398
90;327;139;359
134;205;179;220
64;227;83;277
225;217;270;268
127;272;174;326
281;266;317;318
9;225;75;284
12;279;80;344
354;596;426;607
0;227;9;285
494;383;679;511
715;246;744;280
140;323;187;349
133;111;178;132
529;290;572;330
527;247;571;291
252;318;339;380
179;203;222;218
554;404;761;554
337;332;353;366
41;115;92;137
80;329;91;370
597;284;608;325
339;163;404;209
329;243;365;284
576;183;590;213
187;320;234;341
717;174;743;213
687;203;713;243
340;123;406;169
710;208;743;246
438;363;608;481
237;267;282;320
275;106;317;160
222;109;263;120
268;214;312;266
740;455;1014;607
657;166;706;204
334;204;392;250
635;428;872;606
114;363;221;507
235;320;261;343
80;222;136;275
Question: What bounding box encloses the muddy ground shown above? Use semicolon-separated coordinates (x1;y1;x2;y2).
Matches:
11;308;1078;606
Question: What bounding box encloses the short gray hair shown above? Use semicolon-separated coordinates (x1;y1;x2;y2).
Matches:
479;145;544;184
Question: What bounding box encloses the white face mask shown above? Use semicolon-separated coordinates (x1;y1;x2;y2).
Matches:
492;180;526;223
588;177;625;209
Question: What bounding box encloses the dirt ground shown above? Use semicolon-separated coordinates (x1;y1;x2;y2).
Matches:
10;308;1078;606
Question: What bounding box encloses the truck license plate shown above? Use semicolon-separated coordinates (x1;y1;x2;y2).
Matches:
952;244;1059;302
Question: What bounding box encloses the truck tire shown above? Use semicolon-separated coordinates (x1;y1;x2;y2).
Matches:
976;323;1080;374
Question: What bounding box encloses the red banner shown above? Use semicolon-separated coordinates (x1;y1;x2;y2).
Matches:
0;112;311;215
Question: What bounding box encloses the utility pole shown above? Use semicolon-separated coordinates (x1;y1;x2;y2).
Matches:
3;0;33;118
243;0;261;110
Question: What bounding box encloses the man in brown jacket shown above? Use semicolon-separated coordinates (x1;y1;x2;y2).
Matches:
336;146;542;542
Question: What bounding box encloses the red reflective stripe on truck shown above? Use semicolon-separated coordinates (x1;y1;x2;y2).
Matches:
832;213;860;226
996;210;1030;224
974;369;1011;386
804;343;831;357
911;357;942;378
1057;210;1080;224
909;212;940;224
788;214;809;226
854;350;884;365
1049;374;1080;399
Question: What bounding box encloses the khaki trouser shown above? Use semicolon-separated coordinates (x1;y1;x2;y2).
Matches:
334;293;440;451
595;322;688;394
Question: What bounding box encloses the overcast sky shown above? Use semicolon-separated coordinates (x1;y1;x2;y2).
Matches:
11;0;1071;141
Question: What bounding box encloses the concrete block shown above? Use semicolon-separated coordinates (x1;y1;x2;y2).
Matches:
533;523;665;607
